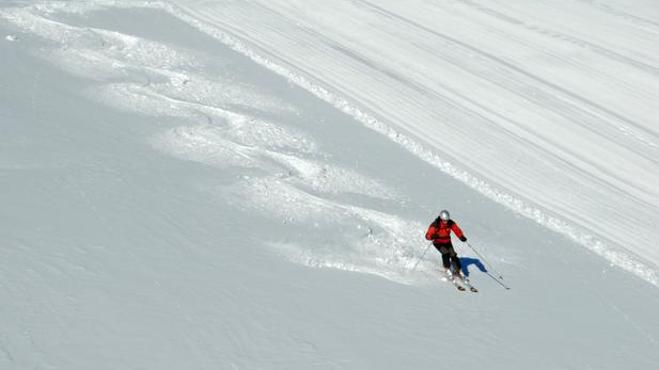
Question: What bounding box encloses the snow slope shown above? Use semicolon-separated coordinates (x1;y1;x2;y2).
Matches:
168;0;659;285
1;1;659;369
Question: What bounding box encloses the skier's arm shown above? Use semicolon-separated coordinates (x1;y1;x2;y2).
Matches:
425;224;437;240
452;222;467;242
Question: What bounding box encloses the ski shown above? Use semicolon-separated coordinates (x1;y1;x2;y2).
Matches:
454;272;478;293
460;276;479;293
443;271;467;291
452;279;466;291
446;270;478;293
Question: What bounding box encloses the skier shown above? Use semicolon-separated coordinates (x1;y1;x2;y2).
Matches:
425;210;467;277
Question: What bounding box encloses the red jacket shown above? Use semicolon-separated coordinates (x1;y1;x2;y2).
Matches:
425;219;465;245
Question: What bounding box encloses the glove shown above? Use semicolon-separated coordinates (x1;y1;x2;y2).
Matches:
459;236;467;242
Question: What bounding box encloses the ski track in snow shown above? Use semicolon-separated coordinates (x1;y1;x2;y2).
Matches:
0;2;431;285
160;0;659;287
3;0;659;287
6;3;659;370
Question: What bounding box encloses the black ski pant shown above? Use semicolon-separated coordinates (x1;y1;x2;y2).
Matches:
434;243;461;272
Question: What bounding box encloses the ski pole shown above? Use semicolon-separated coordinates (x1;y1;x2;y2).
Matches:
466;242;505;281
410;242;433;272
484;270;511;290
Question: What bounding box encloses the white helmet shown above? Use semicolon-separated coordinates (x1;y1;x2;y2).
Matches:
439;210;450;221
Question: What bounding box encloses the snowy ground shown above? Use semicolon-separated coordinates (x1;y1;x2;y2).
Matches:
170;0;659;284
1;1;659;369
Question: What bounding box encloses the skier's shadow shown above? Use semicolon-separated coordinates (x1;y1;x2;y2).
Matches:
459;257;487;277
